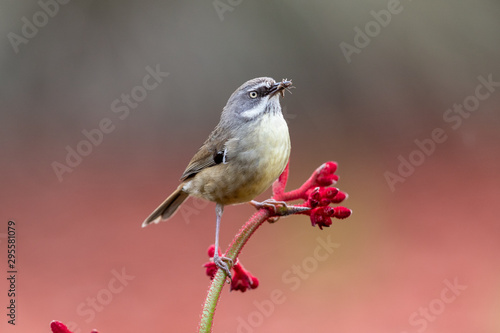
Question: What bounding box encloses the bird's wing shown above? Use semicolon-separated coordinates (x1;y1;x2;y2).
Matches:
180;129;236;181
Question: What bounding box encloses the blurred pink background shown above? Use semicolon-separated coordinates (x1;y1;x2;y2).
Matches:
1;1;499;332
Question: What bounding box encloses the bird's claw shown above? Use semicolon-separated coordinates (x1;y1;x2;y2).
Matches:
214;254;233;282
250;199;288;215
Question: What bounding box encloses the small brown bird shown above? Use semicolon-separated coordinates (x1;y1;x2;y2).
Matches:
142;77;292;278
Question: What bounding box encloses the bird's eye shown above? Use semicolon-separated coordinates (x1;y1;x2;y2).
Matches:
249;91;258;99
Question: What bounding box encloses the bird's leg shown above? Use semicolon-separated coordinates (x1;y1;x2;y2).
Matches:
213;203;233;281
250;199;288;214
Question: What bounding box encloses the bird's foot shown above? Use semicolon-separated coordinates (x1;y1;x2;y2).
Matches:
250;199;288;215
214;253;233;282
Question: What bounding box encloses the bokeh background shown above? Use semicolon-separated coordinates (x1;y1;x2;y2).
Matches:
1;1;499;332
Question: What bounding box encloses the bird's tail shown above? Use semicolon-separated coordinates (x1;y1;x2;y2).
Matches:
142;185;189;227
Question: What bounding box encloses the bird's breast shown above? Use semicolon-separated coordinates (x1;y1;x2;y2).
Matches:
185;113;290;205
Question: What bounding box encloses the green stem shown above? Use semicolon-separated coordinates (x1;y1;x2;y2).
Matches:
198;267;226;332
198;209;270;333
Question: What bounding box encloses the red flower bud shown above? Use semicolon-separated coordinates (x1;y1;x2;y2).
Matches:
204;262;218;280
207;244;216;257
322;206;335;216
307;187;321;207
50;321;98;333
51;321;73;333
310;207;333;230
316;162;338;186
333;206;352;219
331;191;347;203
319;198;330;206
307;187;340;207
249;275;259;289
230;263;259;292
321;187;339;200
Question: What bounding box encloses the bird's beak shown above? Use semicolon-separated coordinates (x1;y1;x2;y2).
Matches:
269;79;293;97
